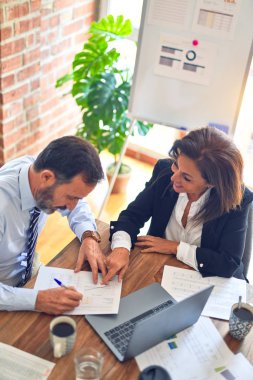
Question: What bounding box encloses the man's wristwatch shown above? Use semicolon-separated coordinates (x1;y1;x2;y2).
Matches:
81;230;101;243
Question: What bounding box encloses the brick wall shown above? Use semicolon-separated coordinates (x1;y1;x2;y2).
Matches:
0;0;97;165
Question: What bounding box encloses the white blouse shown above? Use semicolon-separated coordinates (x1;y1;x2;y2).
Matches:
111;190;210;271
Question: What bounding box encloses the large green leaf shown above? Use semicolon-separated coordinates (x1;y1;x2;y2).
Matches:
72;36;120;77
107;133;126;155
89;15;132;39
55;73;73;88
83;72;130;124
71;79;92;107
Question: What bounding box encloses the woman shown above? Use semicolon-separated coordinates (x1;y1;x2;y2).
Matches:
102;127;253;284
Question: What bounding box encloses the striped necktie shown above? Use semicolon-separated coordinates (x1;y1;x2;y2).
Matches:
18;207;41;287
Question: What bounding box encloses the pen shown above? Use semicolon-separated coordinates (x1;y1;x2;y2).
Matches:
54;278;105;292
54;278;69;289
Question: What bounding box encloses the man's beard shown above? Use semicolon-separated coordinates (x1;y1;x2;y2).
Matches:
35;184;61;214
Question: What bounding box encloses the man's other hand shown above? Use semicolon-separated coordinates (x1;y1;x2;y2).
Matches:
75;238;107;284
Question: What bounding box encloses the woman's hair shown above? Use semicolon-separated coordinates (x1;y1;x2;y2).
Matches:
169;126;244;224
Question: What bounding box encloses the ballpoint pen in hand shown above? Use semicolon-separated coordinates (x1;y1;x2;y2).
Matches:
54;278;69;289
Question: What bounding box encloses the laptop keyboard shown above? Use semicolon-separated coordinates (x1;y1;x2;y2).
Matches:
104;299;173;355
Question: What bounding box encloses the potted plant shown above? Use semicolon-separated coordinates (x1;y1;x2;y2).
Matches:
56;15;153;193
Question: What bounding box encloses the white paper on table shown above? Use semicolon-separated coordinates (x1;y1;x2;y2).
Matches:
161;266;246;320
34;266;122;315
0;343;54;380
136;317;234;380
209;353;253;380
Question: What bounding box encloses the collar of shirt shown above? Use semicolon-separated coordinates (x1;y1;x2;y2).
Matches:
19;163;37;211
176;189;211;221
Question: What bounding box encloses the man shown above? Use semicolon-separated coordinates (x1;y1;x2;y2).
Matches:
0;136;106;314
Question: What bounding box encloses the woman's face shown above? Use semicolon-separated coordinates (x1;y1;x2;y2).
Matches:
171;154;209;199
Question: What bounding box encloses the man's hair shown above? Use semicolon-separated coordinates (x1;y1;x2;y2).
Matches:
34;136;104;184
169;126;243;224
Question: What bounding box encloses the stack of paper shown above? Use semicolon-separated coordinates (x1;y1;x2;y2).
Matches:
0;343;54;380
161;266;247;320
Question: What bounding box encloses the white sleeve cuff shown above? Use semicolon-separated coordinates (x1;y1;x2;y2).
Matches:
74;223;97;242
111;231;131;252
0;284;38;311
176;242;199;271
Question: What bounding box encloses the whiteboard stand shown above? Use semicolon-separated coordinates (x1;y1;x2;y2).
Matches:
97;119;136;219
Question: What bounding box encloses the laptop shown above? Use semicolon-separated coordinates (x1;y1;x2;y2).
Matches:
85;282;214;362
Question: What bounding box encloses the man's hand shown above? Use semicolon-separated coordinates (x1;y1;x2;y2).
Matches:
102;248;130;285
35;287;83;315
75;238;107;284
135;235;179;255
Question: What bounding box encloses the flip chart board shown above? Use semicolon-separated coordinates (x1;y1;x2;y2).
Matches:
129;0;253;134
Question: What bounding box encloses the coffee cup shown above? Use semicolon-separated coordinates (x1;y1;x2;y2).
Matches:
229;301;253;340
50;316;76;358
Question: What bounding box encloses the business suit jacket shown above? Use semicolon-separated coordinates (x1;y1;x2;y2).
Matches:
110;159;253;279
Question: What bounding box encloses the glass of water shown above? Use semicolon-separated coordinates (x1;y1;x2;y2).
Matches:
74;347;103;380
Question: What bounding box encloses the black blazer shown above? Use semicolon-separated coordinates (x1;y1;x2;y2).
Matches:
110;159;253;279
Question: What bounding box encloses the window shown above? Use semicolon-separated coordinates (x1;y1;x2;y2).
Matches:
99;0;143;40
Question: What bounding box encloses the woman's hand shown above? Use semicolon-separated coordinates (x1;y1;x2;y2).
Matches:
135;235;179;255
102;248;130;285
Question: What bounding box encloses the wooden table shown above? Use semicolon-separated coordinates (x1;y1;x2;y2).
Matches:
0;220;252;380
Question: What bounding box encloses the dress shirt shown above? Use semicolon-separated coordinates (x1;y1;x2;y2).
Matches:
165;190;210;270
111;190;210;270
0;156;96;311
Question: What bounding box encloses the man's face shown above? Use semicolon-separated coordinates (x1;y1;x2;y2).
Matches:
35;175;96;214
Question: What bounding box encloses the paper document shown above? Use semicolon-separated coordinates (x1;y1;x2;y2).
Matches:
161;266;246;320
136;317;234;380
34;266;122;315
148;0;192;29
210;353;253;380
155;33;217;86
0;343;54;380
192;0;241;39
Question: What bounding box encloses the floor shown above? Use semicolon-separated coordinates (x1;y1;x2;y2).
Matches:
37;154;253;283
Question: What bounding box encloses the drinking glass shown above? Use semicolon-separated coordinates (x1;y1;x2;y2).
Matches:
74;347;103;380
